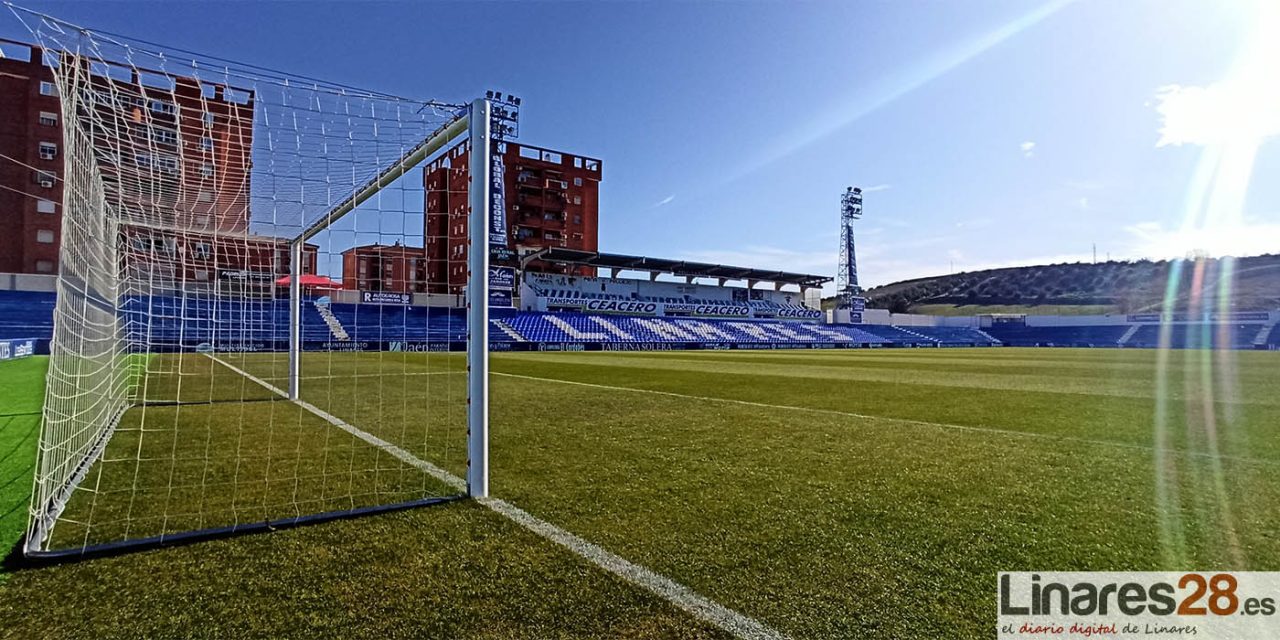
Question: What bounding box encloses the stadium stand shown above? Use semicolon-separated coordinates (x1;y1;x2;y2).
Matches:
501;312;890;346
897;326;1000;346
0;290;55;340
119;297;507;349
1265;323;1280;349
856;324;935;346
326;303;468;342
121;296;322;348
983;324;1130;347
1125;323;1265;350
4;290;1276;351
857;324;998;346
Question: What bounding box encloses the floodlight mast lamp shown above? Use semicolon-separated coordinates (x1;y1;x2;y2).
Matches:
836;186;863;310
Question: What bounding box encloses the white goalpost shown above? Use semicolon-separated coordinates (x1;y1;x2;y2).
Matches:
12;6;494;558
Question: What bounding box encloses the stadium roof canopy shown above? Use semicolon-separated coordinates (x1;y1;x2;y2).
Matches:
522;247;832;288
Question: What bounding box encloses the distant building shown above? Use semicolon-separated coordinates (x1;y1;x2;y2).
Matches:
121;226;317;292
0;39;66;275
423;141;601;294
0;38;269;278
340;242;429;293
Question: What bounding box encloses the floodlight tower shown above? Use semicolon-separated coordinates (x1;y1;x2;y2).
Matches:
835;186;866;323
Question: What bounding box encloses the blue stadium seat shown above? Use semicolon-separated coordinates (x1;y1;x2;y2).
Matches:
6;290;1274;352
0;290;56;340
1266;324;1280;348
983;324;1129;347
1125;323;1263;349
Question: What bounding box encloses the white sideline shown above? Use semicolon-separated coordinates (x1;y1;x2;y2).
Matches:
493;372;1280;468
206;355;786;640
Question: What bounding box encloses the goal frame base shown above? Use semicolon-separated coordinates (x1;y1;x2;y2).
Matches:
15;495;462;564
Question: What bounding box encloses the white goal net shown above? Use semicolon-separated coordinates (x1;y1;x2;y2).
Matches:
13;7;493;557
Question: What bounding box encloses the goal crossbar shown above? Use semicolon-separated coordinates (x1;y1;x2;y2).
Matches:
295;113;471;244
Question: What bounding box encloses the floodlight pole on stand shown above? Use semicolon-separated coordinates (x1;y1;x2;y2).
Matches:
466;97;491;499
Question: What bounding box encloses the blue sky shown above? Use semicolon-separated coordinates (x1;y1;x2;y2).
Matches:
9;0;1279;289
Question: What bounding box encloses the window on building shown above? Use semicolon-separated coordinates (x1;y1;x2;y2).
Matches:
37;199;55;214
135;153;153;168
36;229;55;244
573;177;583;186
157;155;179;175
199;137;214;151
192;242;212;259
38;112;57;127
152;128;178;145
573;215;582;225
584;159;600;171
35;260;55;273
38;142;57;160
573;196;582;205
202;112;215;126
194;270;210;282
199;163;215;178
149;99;176;115
39;81;57;97
197;190;214;203
34;171;55;188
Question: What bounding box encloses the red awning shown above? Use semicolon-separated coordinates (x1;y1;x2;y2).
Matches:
275;274;343;289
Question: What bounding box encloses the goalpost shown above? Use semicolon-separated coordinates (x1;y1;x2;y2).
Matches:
14;7;494;557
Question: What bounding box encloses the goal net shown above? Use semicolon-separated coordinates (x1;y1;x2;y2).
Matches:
14;8;493;557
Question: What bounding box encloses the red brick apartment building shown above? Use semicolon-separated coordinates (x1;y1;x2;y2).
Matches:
423;141;601;294
340;242;428;293
0;39;66;275
0;38;300;284
121;225;318;289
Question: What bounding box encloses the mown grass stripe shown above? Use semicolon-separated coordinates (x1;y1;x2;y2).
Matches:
493;371;1280;467
495;354;1221;404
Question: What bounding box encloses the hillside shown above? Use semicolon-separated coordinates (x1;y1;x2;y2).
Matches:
853;254;1280;315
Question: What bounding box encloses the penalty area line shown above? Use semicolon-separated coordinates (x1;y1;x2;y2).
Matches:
205;355;788;640
492;371;1280;468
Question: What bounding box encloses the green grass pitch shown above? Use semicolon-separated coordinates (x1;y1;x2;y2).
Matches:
1;347;1278;638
